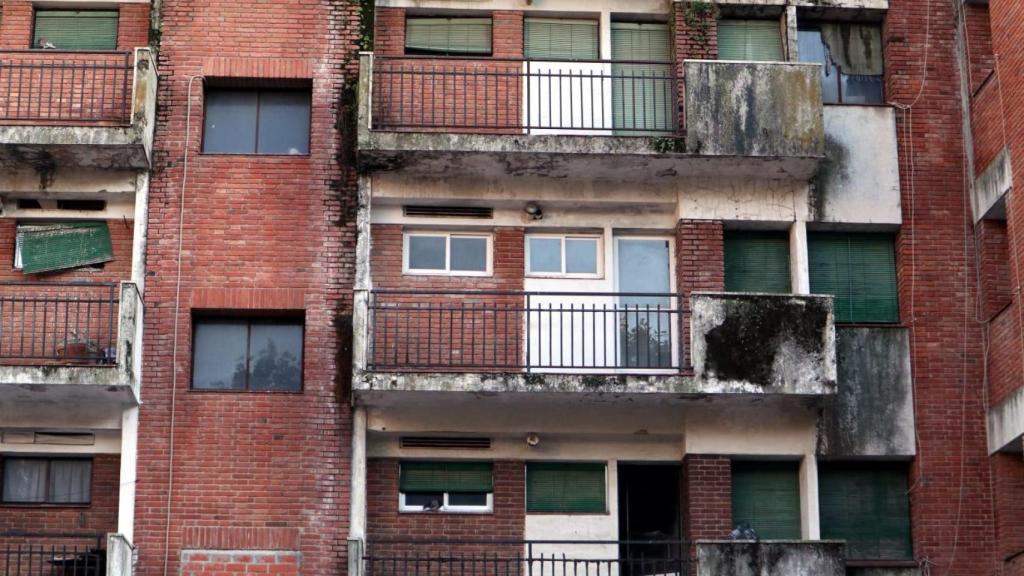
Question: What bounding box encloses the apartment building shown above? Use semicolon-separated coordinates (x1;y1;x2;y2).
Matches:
0;0;155;571
962;1;1024;575
349;0;996;575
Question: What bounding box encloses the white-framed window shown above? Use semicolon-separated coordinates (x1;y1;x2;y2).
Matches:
398;461;494;513
526;235;601;278
403;232;492;276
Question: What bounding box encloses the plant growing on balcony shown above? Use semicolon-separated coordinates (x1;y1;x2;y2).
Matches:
682;0;719;48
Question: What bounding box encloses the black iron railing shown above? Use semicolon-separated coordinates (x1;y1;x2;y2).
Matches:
0;282;119;365
367;290;683;372
364;539;688;576
370;56;678;134
0;532;106;576
0;50;133;124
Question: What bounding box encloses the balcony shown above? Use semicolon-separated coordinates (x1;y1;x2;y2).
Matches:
354;290;835;399
0;281;142;413
0;48;158;170
696;541;845;576
0;531;131;576
357;53;824;181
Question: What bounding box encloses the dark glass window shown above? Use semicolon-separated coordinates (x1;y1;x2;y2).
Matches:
203;88;311;155
798;23;884;105
2;457;91;504
192;317;303;391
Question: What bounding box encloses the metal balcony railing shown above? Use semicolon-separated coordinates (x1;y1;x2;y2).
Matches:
0;282;119;365
364;539;688;576
0;532;106;576
0;50;134;124
367;290;684;372
370;55;678;134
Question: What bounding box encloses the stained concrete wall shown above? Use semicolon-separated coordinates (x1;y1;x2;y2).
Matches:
819;327;916;457
696;541;846;576
972;146;1012;222
684;61;824;160
690;293;836;395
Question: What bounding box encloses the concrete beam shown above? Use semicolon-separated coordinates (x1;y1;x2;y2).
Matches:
988;386;1024;454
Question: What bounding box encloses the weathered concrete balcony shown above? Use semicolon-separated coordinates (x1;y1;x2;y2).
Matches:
0;48;158;171
696;541;846;576
0;281;143;418
357;53;824;181
353;290;836;400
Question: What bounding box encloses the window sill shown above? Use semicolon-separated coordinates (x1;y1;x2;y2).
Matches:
399;509;494;515
524;511;609;516
198;153;312;158
0;502;91;508
188;388;304;394
402;271;494;278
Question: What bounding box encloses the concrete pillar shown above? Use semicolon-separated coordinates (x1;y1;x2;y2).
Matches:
117;407;139;542
353;176;373;373
349;406;368;541
599;12;612;60
785;6;799;62
790;221;811;294
799;455;821;540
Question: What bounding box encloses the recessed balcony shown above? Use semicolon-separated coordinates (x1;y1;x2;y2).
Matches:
0;48;158;170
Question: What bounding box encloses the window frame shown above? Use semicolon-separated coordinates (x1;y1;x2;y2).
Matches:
1;456;92;506
402;232;493;277
190;315;305;393
525;461;608;514
200;87;313;156
404;16;494;57
31;8;120;51
525;234;603;278
797;23;886;106
398;491;494;514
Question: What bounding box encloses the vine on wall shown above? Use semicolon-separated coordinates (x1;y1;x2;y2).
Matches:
682;0;719;47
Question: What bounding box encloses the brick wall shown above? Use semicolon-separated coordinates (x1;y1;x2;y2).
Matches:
133;0;359;573
0;453;119;536
994;453;1024;570
0;1;150;49
180;550;301;576
681;455;731;572
675;220;724;369
673;2;718;132
888;0;999;572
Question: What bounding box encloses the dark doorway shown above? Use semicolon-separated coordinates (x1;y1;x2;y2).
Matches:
618;464;683;576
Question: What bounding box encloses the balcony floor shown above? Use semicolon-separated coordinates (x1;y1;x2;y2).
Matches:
0;124;150;170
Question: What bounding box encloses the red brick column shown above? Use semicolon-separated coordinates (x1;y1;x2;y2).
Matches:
675;220;724;369
116;4;151;49
374;7;405;56
682;455;731;572
493;11;524;59
0;1;33;48
673;2;718;132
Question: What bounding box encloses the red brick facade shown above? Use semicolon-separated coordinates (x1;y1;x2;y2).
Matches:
180;550;301;576
133;0;359;573
675;220;725;369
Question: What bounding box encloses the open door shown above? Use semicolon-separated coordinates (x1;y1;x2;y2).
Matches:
618;464;683;576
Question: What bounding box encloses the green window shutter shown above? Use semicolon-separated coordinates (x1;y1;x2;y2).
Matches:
731;461;802;540
724;231;791;293
405;18;492;55
525;18;599;60
527;462;606;513
19;222;114;275
717;19;784;61
808;232;898;323
611;23;673;134
819;463;912;560
33;11;119;51
399;461;493;493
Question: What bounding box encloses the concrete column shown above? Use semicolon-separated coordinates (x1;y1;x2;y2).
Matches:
131;171;149;291
117;407;139;542
785;6;799;62
353;176;373;373
790;221;811;294
799;455;821;540
599;12;612;60
349;406;368;541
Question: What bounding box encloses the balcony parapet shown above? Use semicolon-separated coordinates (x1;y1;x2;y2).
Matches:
0;48;158;170
696;541;846;576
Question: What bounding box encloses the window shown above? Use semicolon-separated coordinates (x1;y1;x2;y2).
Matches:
717;19;785;61
819;462;912;560
731;460;801;540
808;232;899;323
192;317;304;391
526;235;600;277
14;222;113;274
612;22;674;133
724;231;791;293
526;462;606;513
2;457;91;504
33;10;118;51
798;24;884;104
399;461;493;512
202;88;311;155
405;17;493;56
404;233;491;275
524;18;599;60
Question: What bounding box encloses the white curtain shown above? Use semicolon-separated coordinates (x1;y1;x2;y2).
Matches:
2;459;47;503
49;460;92;503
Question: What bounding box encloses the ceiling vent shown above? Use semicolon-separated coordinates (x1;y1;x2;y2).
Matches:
403;205;494;219
34;432;96;446
400;436;492;450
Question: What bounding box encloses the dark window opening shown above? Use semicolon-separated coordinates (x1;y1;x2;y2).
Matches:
202;87;311;155
57;200;107;211
1;457;91;505
798;23;884;104
191;316;304;391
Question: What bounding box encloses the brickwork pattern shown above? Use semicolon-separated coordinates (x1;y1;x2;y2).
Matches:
180;550;301;576
675;220;724;369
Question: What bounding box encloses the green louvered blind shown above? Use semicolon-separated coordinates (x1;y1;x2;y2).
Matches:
527;462;606;513
525;18;599;60
819;463;912;560
611;23;673;133
731;461;802;540
725;231;791;293
18;222;114;274
33;11;119;51
399;461;493;493
716;19;784;62
808;232;899;323
405;18;492;56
